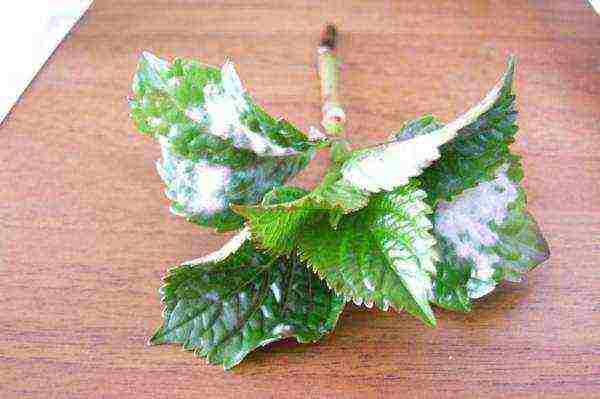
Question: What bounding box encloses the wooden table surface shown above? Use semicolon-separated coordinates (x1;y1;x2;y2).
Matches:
2;1;599;398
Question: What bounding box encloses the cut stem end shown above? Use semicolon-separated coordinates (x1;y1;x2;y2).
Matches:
320;23;338;50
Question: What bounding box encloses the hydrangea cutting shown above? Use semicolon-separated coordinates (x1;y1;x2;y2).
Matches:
128;24;550;369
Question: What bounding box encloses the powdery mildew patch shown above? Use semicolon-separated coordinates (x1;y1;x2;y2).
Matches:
156;132;231;218
341;59;513;194
184;61;298;157
434;164;519;298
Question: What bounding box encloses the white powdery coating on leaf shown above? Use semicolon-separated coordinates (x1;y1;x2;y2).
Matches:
381;300;391;312
269;282;282;303
140;52;173;92
185;107;206;124
220;60;245;96
149;117;163;127
202;82;247;139
467;279;497;299
168;204;190;217
142;51;170;73
192;162;231;211
352;297;364;306
308;126;327;141
342;60;513;193
185;61;298;157
167;76;180;87
342;132;448;193
392;261;435;303
434;164;518;298
156;135;231;217
182;227;251;266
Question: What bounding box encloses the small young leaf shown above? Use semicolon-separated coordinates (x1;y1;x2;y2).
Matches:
150;229;345;369
129;52;318;230
232;171;370;253
297;182;439;326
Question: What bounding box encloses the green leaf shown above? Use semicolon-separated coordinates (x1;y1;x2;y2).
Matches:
431;164;550;303
129;52;318;231
341;57;517;194
131;52;316;158
232;171;370;254
432;256;472;313
235;180;438;325
414;57;520;205
158;140;313;231
234;66;518;248
388;57;550;308
150;229;345;369
297;182;439;326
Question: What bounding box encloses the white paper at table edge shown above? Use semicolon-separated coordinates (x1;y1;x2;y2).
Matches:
0;1;94;126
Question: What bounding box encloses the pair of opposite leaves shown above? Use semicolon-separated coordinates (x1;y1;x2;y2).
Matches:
129;52;549;369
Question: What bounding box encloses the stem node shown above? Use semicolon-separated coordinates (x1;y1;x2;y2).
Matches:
318;24;346;137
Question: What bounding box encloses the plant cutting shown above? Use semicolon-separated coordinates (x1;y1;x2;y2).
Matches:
128;24;550;369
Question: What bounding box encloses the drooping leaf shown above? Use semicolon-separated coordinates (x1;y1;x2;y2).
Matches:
150;229;345;369
129;52;319;231
297;181;439;326
341;56;517;194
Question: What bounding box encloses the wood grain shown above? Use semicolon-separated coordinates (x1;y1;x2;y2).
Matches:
1;1;599;398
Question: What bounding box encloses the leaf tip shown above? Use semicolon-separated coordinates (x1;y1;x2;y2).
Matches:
417;304;438;328
140;50;154;60
139;50;167;67
424;316;437;328
507;54;517;69
148;327;166;346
